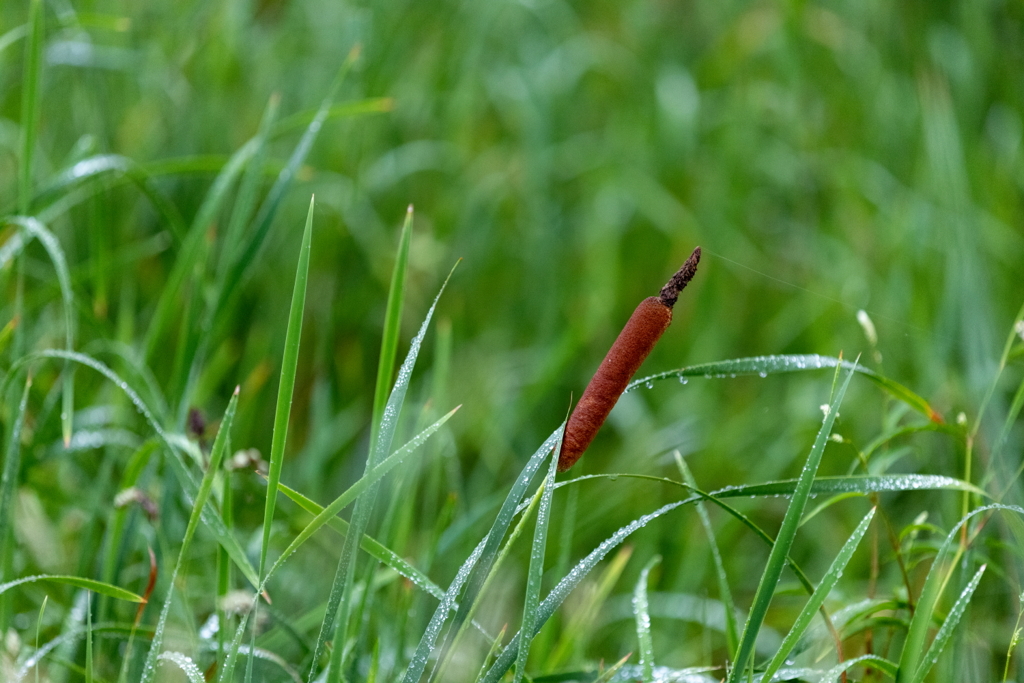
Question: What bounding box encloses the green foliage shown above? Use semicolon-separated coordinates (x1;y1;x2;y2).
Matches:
1;0;1023;681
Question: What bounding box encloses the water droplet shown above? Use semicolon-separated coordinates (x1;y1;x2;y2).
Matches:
679;377;688;384
758;371;768;378
645;381;654;389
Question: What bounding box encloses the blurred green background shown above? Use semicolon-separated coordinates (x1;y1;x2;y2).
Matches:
2;0;1023;679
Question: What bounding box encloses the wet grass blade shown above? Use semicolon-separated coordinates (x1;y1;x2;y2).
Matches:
897;503;1024;681
0;376;31;590
401;427;562;683
259;196;314;580
761;508;875;683
633;355;941;422
726;362;856;683
5;217;76;446
676;454;739;656
633;556;660;683
513;448;560;683
140;388;239;683
711;474;986;500
316;261;457;682
373;205;413;442
479;499;693;683
907;564;986;683
0;574;143;603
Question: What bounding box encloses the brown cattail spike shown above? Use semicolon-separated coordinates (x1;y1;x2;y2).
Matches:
557;247;701;471
658;246;701;308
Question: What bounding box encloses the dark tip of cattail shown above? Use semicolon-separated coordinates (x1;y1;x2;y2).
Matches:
658;247;701;309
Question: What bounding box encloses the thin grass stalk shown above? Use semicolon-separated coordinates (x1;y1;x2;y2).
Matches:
633;556;660;683
140;389;240;683
726;362;856;683
675;453;739;656
512;447;561;683
319;264;457;683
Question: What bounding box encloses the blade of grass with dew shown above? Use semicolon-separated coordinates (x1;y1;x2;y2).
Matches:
634;355;941;422
258;196;314;580
676;453;739;656
633;556;660;683
0;575;143;602
897;503;1024;681
424;426;564;681
244;196;313;683
0;376;32;594
11;349;262;589
726;362;856;683
316;260;458;682
5;217;75;445
710;474;986;500
513;446;561;683
480;498;696;683
140;388;239;683
546;545;633;670
400;426;562;683
19;154;187;240
373;205;413;444
261;406;460;588
156;652;205;683
820;654;899;683
433;467;546;682
760;508;876;683
907;564;987;683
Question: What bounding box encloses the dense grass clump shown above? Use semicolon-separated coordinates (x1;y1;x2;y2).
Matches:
1;0;1024;681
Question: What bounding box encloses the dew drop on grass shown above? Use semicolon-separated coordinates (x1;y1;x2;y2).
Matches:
758;371;767;378
679;376;688;384
645;381;654;389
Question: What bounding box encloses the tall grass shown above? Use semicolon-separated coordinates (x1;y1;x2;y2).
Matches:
1;1;1023;682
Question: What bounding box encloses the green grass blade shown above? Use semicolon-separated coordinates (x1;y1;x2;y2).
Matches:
632;556;660;683
820;654;899;682
593;653;633;683
479;498;693;683
5;217;76;446
726;362;856;683
156;652;205;683
263;405;459;587
270;98;394;136
373;205;413;442
711;474;986;500
513;448;560;683
0;376;31;580
140;388;239;683
908;564;986;683
85;592;93;683
0;575;143;603
676;454;739;656
18;0;42;215
633;355;941;422
316;260;457;682
259;195;314;579
897;503;1024;681
400;427;563;683
761;508;876;683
